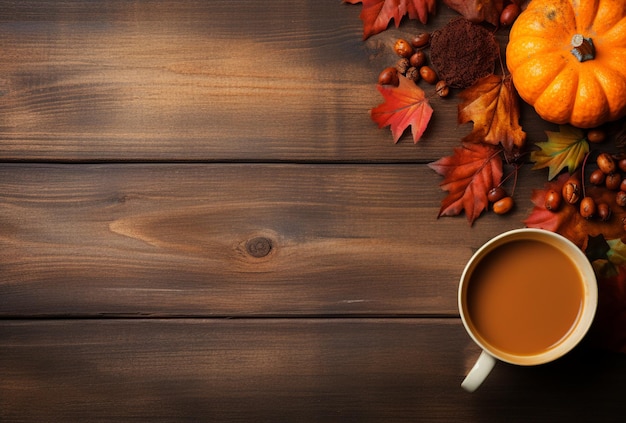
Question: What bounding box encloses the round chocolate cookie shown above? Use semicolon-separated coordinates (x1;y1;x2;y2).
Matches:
430;18;500;89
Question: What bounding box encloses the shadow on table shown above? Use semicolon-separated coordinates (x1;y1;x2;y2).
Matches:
470;343;626;422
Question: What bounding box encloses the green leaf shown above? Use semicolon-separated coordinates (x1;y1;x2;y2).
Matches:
607;239;626;266
531;125;589;180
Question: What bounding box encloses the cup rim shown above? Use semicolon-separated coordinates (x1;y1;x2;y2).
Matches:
458;228;598;366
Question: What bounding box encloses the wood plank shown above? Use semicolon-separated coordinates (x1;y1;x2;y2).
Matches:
2;163;545;317
0;0;554;162
1;318;624;423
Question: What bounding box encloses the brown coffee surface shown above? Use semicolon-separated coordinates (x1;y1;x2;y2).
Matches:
467;239;584;356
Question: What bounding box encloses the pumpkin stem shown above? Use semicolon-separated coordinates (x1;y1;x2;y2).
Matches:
570;34;595;62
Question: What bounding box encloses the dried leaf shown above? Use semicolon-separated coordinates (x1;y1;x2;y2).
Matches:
441;0;504;26
524;173;626;249
371;75;433;143
531;126;589;180
458;74;526;154
428;142;503;225
345;0;436;39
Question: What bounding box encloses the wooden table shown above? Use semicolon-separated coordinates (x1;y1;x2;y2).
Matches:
2;1;625;421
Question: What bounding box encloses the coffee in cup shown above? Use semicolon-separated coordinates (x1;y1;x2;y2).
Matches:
458;228;597;392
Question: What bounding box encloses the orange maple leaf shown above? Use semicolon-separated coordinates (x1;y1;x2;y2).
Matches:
428;142;503;225
458;74;526;153
370;75;433;143
344;0;436;39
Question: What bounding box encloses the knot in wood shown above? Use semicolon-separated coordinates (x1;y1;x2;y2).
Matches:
245;237;272;258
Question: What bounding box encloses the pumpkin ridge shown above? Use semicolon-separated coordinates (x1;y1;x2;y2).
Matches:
574;0;600;34
571;69;610;127
533;62;578;125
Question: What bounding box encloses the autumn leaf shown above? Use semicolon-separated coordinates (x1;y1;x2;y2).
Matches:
345;0;436;39
458;74;526;154
442;0;504;26
531;126;589;180
524;173;626;249
371;75;433;143
428;142;503;225
607;239;626;267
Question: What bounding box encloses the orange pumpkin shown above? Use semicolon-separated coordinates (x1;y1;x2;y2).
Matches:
506;0;626;128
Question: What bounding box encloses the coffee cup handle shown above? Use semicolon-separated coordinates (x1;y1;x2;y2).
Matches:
461;350;496;392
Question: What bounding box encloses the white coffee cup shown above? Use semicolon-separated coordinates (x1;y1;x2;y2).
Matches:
458;228;597;392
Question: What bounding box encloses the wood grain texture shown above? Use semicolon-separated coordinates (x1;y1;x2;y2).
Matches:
2;318;625;423
0;0;555;162
3;2;622;421
1;163;544;317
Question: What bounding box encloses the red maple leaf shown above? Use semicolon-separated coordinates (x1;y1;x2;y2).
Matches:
524;173;626;249
370;75;433;143
428;142;503;225
345;0;437;39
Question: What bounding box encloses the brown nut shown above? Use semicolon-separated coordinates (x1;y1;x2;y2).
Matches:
419;66;437;84
394;39;414;58
562;177;581;204
435;80;449;97
405;66;419;82
409;50;426;68
487;186;506;203
589;169;606;186
580;196;596;219
587;129;606;143
544;189;562;212
597;203;612;222
395;58;410;75
378;67;399;86
606;172;622;191
597;152;616;174
619;158;626;172
500;3;521;26
411;32;431;48
493;196;514;215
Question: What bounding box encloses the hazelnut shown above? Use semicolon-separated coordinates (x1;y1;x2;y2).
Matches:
597;203;612;222
409;50;426;68
606;172;622;191
410;32;431;48
587;129;606;143
562;177;581;204
378;67;399;86
419;66;437;84
493;196;514;215
394;39;414;58
544;189;562;212
589;169;606;185
405;66;419;82
580;197;596;219
435;80;449;97
487;186;506;203
500;3;521;26
395;58;410;75
597;152;616;174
